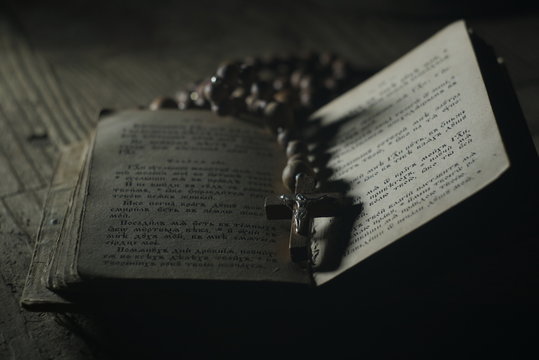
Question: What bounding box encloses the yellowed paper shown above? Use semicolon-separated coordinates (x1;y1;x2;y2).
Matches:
312;21;509;284
77;110;309;284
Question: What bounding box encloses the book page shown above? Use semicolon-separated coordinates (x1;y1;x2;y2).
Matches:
46;141;92;290
77;110;309;284
311;21;510;284
21;141;89;310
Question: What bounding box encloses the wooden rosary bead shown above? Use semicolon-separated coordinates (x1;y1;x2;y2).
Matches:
243;56;262;69
286;140;308;158
290;70;305;88
195;79;211;98
230;87;247;100
253;99;268;115
287;152;308;163
189;81;209;107
229;90;246;115
250;81;273;100
264;101;294;130
245;96;268;116
319;51;337;67
282;159;315;192
273;89;294;104
332;58;349;80
276;128;292;149
204;77;229;103
149;96;178;110
245;94;258;113
211;102;233;116
273;76;290;91
192;92;206;107
238;64;256;85
176;90;192;110
299;89;314;109
299;75;315;90
323;77;338;92
216;63;240;84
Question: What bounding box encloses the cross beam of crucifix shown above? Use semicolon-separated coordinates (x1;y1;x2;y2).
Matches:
264;173;342;263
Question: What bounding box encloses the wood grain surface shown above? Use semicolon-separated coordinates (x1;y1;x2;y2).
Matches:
1;1;537;358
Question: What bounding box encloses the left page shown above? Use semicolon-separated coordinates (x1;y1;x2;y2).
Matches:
77;110;309;284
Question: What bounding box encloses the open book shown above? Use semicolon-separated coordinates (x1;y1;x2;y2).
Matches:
22;20;537;310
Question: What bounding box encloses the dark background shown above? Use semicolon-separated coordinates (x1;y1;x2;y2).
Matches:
0;1;538;359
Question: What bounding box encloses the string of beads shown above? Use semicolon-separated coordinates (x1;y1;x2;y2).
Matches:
148;52;366;192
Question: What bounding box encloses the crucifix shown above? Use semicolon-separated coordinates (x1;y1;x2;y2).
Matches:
264;173;343;263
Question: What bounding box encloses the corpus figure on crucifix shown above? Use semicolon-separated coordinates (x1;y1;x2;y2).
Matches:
264;173;343;263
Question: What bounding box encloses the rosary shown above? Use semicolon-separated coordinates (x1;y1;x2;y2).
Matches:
148;53;364;266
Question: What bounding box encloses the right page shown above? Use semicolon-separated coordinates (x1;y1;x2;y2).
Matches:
311;20;510;285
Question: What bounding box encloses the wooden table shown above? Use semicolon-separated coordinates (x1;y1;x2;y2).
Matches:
1;1;538;358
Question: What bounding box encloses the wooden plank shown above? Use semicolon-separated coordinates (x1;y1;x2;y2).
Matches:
0;21;61;195
0;111;47;193
0;2;536;359
3;191;46;244
0;14;94;360
0;198;45;360
0;229;91;360
8;39;86;142
0;149;22;196
0;22;73;146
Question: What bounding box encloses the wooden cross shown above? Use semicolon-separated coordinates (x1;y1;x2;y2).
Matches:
264;173;343;263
